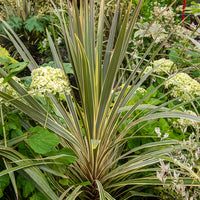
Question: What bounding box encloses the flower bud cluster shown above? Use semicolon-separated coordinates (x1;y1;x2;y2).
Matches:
136;87;146;95
165;73;200;101
144;58;177;75
30;66;70;100
0;77;23;105
173;110;199;131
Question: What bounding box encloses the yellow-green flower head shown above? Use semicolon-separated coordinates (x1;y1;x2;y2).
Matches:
136;87;146;95
0;46;18;66
152;58;177;74
173;110;199;130
30;66;70;99
143;58;177;75
165;73;200;101
0;77;23;105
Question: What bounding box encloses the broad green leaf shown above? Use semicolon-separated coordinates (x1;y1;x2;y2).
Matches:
30;191;48;200
45;147;77;164
64;63;74;74
3;62;28;83
25;126;61;154
24;16;45;32
17;175;35;198
6;17;22;32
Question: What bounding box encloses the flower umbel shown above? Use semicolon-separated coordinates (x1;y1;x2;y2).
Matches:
165;73;200;101
30;66;70;99
0;77;23;105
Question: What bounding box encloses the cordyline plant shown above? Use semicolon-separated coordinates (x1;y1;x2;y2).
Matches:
0;0;200;199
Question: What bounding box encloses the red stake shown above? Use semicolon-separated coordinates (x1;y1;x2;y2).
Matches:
182;0;186;20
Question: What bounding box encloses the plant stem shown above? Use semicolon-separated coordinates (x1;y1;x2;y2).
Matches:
0;105;7;147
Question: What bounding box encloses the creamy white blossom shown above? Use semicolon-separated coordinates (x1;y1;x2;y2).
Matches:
30;66;70;100
0;77;23;105
173;110;200;130
136;87;146;95
144;58;177;75
165;73;200;101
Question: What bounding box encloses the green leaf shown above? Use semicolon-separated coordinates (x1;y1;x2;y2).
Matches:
7;114;21;129
30;191;48;200
3;62;28;83
11;129;24;139
0;57;11;65
0;175;10;198
158;118;169;133
59;178;69;186
75;181;91;186
6;17;22;32
63;63;74;74
5;122;18;132
66;186;82;200
24;16;45;32
169;49;179;63
45;147;76;164
185;50;200;58
17;175;35;198
25;126;61;154
0;123;3;137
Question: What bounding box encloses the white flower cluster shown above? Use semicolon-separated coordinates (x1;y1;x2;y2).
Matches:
136;87;146;95
153;58;177;74
154;127;169;140
144;58;177;75
165;73;200;101
173;110;199;131
153;4;175;24
0;77;23;105
30;66;70;99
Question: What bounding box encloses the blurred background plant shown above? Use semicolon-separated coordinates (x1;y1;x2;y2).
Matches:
0;0;54;62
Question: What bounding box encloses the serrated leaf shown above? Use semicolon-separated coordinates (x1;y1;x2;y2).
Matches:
25;126;61;154
63;63;74;74
6;17;22;32
24;16;45;32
